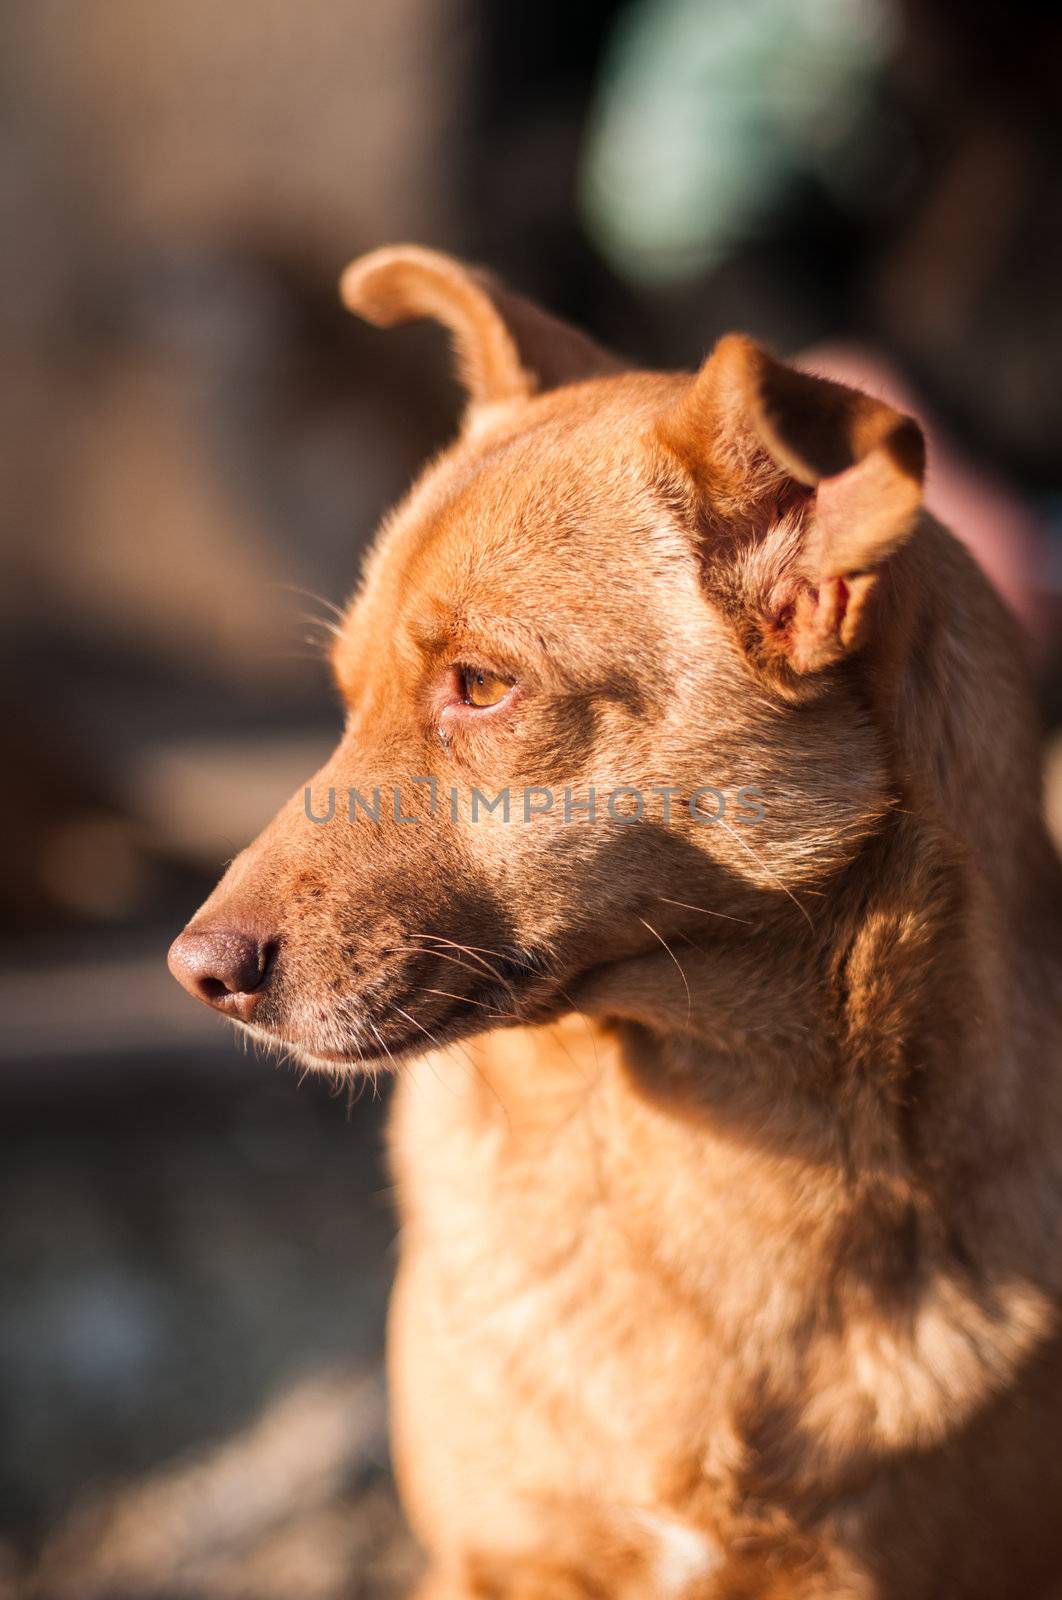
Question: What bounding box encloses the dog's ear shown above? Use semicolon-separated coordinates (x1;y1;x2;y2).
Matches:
660;335;925;674
340;245;622;413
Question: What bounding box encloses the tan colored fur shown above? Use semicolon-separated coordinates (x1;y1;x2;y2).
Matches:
172;249;1062;1597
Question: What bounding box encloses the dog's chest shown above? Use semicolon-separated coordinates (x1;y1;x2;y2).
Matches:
388;1029;756;1570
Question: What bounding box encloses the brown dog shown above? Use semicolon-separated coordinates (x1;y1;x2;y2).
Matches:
169;246;1062;1598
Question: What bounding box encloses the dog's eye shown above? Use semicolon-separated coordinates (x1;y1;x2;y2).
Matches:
459;666;512;708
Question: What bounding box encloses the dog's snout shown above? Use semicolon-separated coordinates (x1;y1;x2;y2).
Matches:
167;928;275;1021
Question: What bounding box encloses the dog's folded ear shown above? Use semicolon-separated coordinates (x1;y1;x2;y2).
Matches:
340;245;622;413
661;335;926;674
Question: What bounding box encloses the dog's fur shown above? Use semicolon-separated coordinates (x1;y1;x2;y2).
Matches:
173;247;1062;1597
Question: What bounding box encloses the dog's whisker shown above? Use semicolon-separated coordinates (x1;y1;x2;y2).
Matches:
272;581;347;623
392;1003;514;1127
410;932;548;979
711;816;816;932
637;915;692;1029
406;934;519;985
418;985;498;1013
387;942;512;993
658;895;755;927
412;934;549;1013
290;616;342;646
390;1006;471;1099
392;941;522;1007
368;1019;400;1076
388;937;597;1072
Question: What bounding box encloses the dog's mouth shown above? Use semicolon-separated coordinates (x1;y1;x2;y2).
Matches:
242;946;559;1072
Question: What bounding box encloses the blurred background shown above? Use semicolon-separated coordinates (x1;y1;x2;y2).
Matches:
2;1;1061;1594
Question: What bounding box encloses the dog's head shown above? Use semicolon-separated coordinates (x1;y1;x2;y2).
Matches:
168;246;925;1069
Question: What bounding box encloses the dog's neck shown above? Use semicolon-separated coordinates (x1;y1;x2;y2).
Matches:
569;521;1062;1287
395;536;1062;1477
881;519;1060;922
400;516;1062;1339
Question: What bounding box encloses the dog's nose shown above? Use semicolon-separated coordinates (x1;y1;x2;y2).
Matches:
167;928;274;1021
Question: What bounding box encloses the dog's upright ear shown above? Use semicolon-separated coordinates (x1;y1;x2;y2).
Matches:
340;245;622;416
660;335;925;674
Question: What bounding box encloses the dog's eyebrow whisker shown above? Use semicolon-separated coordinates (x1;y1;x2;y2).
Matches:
294;613;343;643
637;915;693;1029
294;629;341;663
273;581;347;623
658;896;755;927
712;816;816;933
